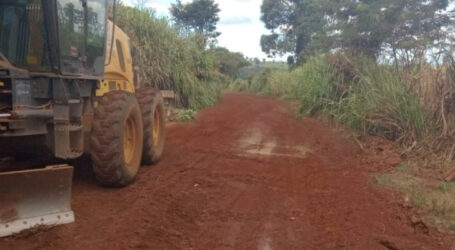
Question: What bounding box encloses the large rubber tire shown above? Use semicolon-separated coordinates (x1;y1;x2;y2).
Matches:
90;91;144;187
136;88;166;165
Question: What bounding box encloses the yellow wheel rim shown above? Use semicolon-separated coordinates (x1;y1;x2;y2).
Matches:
153;109;161;147
124;115;137;165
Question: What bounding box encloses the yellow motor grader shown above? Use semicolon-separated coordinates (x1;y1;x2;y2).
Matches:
0;0;165;236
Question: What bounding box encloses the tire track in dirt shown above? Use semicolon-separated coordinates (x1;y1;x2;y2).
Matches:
0;92;454;249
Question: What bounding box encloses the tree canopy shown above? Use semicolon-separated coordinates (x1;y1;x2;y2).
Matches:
170;0;221;45
210;47;251;77
260;0;454;62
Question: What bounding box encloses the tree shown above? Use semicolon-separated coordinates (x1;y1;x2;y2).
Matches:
211;47;250;77
260;0;325;60
260;0;453;62
170;0;221;45
320;0;452;58
287;56;295;66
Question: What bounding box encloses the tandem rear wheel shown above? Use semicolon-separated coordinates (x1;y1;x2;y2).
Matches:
90;89;166;187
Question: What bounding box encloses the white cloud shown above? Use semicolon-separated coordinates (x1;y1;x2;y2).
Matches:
215;0;269;59
122;0;273;60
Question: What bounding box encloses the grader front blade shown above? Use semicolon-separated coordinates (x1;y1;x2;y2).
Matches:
0;165;75;237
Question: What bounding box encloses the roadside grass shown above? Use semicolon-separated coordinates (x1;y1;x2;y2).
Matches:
375;161;455;228
373;143;455;228
237;62;289;80
174;109;197;122
228;78;249;92
247;55;427;145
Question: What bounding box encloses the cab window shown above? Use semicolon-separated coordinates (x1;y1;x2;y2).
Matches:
0;0;51;71
57;0;85;73
87;0;107;75
116;39;125;72
57;0;107;75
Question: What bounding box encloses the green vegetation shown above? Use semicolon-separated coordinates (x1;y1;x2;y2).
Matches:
228;78;249;92
375;163;455;228
210;47;250;78
170;0;221;45
116;2;229;110
175;109;197;122
245;55;427;145
260;0;452;62
237;61;288;80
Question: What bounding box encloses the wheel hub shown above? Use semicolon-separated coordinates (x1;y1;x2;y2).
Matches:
124;116;137;165
153;109;161;147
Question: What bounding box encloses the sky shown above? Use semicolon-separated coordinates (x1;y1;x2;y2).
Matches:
122;0;271;60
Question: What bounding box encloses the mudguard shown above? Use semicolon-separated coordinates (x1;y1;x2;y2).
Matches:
0;165;75;237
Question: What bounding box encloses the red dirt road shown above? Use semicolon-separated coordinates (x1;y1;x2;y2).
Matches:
1;92;454;249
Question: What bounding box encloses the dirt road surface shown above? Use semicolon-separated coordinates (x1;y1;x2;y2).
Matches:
1;92;454;249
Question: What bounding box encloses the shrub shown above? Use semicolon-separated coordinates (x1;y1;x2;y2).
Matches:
175;109;197;122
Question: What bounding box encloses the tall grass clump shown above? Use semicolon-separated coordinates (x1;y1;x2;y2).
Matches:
330;56;427;145
116;3;226;109
291;56;342;115
247;67;299;100
247;54;428;146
